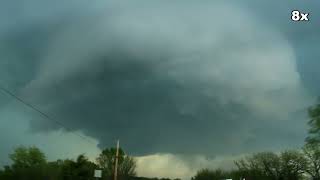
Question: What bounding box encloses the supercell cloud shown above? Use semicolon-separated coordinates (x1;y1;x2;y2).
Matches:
18;1;311;155
0;0;319;169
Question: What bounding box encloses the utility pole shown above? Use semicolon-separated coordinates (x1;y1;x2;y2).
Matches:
114;140;120;180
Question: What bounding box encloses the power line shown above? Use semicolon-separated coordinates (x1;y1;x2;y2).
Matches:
0;86;97;146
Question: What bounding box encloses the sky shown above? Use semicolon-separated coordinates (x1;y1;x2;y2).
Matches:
0;0;319;179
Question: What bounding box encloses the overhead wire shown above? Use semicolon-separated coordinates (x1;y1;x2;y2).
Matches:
0;85;97;146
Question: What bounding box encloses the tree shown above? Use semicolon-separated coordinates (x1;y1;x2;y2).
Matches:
45;160;64;180
303;144;320;180
280;150;307;180
59;154;97;180
235;151;309;180
8;146;47;180
192;168;245;180
74;154;97;179
192;169;227;180
306;101;320;144
10;146;46;169
96;147;137;179
235;158;267;180
0;166;14;180
118;155;137;177
235;152;282;180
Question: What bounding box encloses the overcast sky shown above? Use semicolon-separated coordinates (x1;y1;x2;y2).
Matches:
0;0;319;179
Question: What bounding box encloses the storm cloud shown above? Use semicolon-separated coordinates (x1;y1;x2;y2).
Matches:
0;0;319;165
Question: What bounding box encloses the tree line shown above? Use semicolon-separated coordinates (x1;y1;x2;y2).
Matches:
192;100;320;180
0;145;182;180
192;144;320;180
0;146;141;180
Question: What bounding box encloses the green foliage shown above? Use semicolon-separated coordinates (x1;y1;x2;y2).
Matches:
97;147;137;179
4;143;320;180
192;168;247;180
303;144;320;180
234;151;308;180
10;146;46;169
58;154;98;180
235;152;280;180
5;146;47;180
280;150;308;180
0;146;136;180
307;101;320;144
97;147;124;176
192;168;231;180
0;166;13;179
